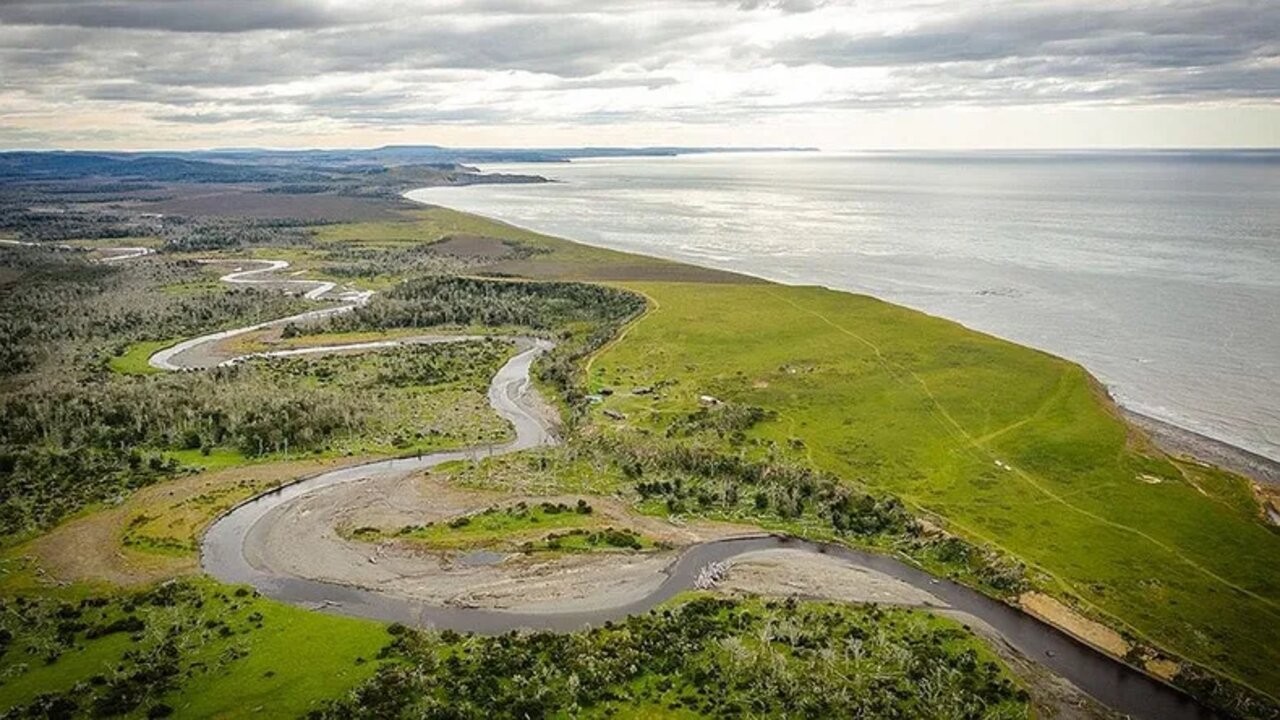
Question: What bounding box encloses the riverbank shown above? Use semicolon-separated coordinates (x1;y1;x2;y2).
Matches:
116;242;1193;716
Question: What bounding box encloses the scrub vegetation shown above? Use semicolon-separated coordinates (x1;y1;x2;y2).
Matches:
0;578;384;719
309;274;647;411
1;307;515;538
356;499;658;555
0;246;307;377
311;596;1029;720
0;588;1026;720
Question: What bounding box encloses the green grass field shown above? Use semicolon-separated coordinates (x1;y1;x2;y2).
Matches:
587;280;1280;701
107;339;173;375
312;207;745;283
0;578;384;719
167;592;383;718
303;210;1280;701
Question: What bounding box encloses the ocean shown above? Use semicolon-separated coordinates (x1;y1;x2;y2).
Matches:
408;151;1280;462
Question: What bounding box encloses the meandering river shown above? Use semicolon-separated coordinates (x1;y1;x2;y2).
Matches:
84;252;1210;719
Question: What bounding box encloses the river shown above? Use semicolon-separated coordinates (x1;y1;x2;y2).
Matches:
137;254;1213;719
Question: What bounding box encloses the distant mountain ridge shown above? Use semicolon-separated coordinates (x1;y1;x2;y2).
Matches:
0;151;302;182
0;145;816;184
144;145;818;166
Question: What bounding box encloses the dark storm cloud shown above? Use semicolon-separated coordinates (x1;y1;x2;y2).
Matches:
0;0;355;33
768;2;1280;68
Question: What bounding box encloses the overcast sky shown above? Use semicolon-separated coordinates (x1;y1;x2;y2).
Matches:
1;0;1277;150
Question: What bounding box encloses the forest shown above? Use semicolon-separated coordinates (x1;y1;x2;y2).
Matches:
321;276;646;334
0;233;648;541
0;247;307;377
0;341;513;538
0;224;650;540
314;276;648;409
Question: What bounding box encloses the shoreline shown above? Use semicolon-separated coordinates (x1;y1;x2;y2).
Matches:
405;188;1279;488
1123;408;1280;487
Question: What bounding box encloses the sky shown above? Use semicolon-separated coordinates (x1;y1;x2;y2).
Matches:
1;0;1278;150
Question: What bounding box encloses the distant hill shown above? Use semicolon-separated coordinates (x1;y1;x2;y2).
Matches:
0;145;818;185
0;151;296;182
148;145;816;165
3;144;816;170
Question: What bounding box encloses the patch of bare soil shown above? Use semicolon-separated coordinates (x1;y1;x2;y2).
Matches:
1145;658;1182;680
431;234;516;259
23;456;375;587
1019;592;1132;658
147;186;411;221
1253;483;1280;526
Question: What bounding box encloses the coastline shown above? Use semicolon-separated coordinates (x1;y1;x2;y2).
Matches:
406;153;1280;470
1123;408;1280;487
407;188;1279;490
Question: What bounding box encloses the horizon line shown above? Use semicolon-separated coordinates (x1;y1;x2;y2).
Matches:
5;145;1280;155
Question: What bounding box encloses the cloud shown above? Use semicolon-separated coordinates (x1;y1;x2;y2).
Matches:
0;0;356;33
0;0;1276;147
736;0;828;13
767;4;1277;78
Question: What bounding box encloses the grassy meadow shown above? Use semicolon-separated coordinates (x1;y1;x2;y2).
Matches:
0;578;385;719
584;280;1280;701
107;339;173;375
352;499;659;555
